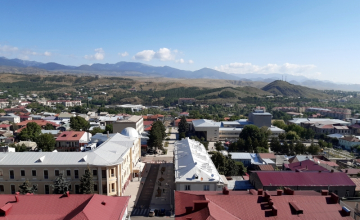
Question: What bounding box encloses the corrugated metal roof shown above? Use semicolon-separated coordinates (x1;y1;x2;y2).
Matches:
255;171;355;186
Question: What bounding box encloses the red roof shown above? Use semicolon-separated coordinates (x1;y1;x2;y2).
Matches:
254;171;355;187
56;131;86;141
341;169;360;175
143;121;154;126
180;112;189;115
175;190;351;220
258;153;276;160
17;120;58;127
0;194;129;220
144;126;152;131
257;165;275;171
287;160;328;172
0;124;11;128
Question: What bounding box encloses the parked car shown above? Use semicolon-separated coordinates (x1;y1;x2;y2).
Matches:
149;209;156;217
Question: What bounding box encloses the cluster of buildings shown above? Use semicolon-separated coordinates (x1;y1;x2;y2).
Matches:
273;106;352;119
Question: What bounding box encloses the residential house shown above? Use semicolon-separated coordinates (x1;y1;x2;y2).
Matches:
0;99;9;109
339;136;360;150
56;131;92;152
57;112;75;120
0;115;20;123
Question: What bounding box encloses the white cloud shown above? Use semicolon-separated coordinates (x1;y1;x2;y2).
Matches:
0;44;54;59
133;48;178;61
119;51;129;57
188;60;194;64
0;45;19;53
84;48;105;60
44;51;51;56
176;58;185;63
214;62;316;76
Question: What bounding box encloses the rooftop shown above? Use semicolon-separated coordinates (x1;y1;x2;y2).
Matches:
175;190;351;220
0;194;129;220
287;160;328;172
174;138;223;183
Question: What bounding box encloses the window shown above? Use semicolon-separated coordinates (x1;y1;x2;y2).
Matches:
185;185;191;191
21;170;25;177
111;183;115;192
45;185;50;194
74;170;79;179
55;170;60;176
204;185;210;191
44;170;48;179
66;170;71;177
93;170;97;176
0;185;4;192
9;170;14;179
75;185;80;194
94;184;98;192
111;169;115;177
0;170;3;176
68;184;72;191
32;170;36;177
11;185;15;194
102;170;106;178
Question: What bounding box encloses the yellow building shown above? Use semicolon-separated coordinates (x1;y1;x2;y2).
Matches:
0;128;142;196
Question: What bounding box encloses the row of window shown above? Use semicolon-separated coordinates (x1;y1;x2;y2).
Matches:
184;185;210;191
0;184;98;194
4;169;107;180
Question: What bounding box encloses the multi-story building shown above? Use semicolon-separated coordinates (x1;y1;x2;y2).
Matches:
116;104;146;112
192;110;284;141
113;115;144;134
38;100;82;107
55;131;92;152
174;138;225;191
0;99;9;109
0;131;141;196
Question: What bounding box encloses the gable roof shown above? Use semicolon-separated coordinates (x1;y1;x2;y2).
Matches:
287;160;328;171
56;131;86;141
0;194;129;220
258;153;276;160
254;171;355;187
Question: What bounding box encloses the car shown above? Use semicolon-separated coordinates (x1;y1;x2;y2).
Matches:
159;209;166;216
149;209;156;217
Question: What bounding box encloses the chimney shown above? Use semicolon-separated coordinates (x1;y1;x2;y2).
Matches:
66;191;70;197
330;193;339;204
222;187;229;195
258;189;263;195
277;189;283;196
193;200;210;212
185;207;193;214
272;206;278;216
101;201;106;206
284;188;294;195
345;170;348;173
331;169;334;173
321;190;328;196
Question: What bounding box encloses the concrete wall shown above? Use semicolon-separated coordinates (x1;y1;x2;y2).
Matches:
176;182;223;191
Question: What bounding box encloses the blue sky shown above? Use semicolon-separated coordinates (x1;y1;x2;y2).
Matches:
0;0;359;83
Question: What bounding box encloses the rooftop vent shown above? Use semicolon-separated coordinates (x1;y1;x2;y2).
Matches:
79;155;87;162
289;201;303;214
35;156;45;163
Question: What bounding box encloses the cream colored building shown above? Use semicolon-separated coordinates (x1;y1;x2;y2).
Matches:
113;115;144;134
0;129;143;196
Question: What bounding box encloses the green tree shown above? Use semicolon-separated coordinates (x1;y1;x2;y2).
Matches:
90;127;105;135
178;116;188;138
272;120;287;129
70;116;90;131
215;141;224;151
294;141;306;154
270;137;282;154
18;122;41;141
52;172;71;195
80;168;94;194
36;133;56;152
14;143;27;152
307;143;320;155
147;126;163;152
44;123;55;130
18;179;38;194
286;131;300;141
104;124;113;134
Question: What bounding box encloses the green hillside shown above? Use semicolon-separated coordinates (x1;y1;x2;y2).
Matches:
262;80;330;99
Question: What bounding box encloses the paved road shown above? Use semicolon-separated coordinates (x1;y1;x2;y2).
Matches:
134;164;160;210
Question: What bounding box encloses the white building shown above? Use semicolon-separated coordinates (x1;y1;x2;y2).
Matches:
288;118;350;126
116;104;146;112
174;138;225;191
0;115;20;123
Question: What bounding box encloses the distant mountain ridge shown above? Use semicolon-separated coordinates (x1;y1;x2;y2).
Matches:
1;56;360;91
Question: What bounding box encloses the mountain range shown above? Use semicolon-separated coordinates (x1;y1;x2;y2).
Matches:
0;56;359;91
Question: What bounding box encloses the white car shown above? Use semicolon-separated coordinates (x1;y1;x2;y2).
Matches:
149;209;155;217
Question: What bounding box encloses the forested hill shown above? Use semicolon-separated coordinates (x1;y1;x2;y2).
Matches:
262;80;331;99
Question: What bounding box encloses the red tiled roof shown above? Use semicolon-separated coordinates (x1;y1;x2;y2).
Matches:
144;126;152;131
254;171;355;187
313;158;339;167
258;153;276;160
0;124;11;128
143;121;154;126
0;194;129;220
17;120;59;127
257;165;275;171
56;131;86;141
175;191;351;220
341;169;360;175
180;112;189;115
287;160;328;171
351;178;360;191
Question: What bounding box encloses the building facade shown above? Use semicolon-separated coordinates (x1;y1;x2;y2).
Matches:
113;115;144;134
